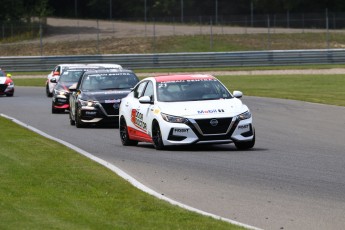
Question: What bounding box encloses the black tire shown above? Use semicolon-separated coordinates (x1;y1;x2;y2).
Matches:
75;108;85;128
6;93;13;97
51;102;61;114
234;131;255;150
46;84;53;97
152;121;164;150
69;111;75;126
119;117;138;146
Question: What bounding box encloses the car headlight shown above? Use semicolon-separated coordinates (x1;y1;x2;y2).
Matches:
237;110;251;120
54;89;68;96
161;113;188;123
79;99;97;107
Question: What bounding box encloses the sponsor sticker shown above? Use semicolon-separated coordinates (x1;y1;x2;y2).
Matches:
173;128;189;136
197;109;225;114
131;109;147;131
105;99;121;103
238;124;250;131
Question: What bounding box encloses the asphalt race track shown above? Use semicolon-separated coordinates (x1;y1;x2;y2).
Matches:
1;86;345;230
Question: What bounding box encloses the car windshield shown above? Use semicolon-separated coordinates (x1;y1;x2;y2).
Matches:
81;72;138;91
59;70;84;82
157;79;232;102
0;70;5;76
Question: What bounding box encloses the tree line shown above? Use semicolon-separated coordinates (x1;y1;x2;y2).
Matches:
2;0;345;22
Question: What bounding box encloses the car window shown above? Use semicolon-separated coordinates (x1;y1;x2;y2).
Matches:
142;81;154;100
134;81;147;99
60;71;83;82
157;79;232;102
80;72;139;91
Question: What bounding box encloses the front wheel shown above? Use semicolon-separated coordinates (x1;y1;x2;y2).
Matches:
119;117;138;146
234;131;255;150
152;121;165;150
75;108;85;128
52;102;62;114
46;84;52;97
69;110;75;126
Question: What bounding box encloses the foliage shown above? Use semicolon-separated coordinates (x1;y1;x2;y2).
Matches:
3;0;345;22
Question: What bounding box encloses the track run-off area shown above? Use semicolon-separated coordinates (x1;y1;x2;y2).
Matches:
1;86;345;229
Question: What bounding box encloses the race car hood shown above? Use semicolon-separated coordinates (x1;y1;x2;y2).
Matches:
157;98;248;118
55;82;75;91
0;77;11;85
81;90;131;102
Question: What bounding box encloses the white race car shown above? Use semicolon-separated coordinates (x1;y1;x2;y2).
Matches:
119;74;255;150
46;64;86;97
46;63;123;97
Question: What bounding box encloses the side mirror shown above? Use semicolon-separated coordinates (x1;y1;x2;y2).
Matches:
6;73;12;78
233;91;243;98
139;95;153;104
50;78;57;83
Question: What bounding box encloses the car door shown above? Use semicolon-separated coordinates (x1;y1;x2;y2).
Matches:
139;80;155;137
69;74;84;120
126;80;151;141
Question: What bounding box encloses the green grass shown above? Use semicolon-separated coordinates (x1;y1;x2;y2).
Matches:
4;32;345;56
0;117;243;230
217;74;345;106
14;78;46;87
14;73;345;106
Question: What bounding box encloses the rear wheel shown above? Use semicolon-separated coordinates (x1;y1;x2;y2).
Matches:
5;93;13;97
152;121;164;150
119;117;138;146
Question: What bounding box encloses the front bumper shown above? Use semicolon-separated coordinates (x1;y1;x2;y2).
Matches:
52;95;70;109
79;102;120;123
160;116;254;146
0;84;14;95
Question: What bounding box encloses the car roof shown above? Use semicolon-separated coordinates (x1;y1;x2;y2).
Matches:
62;66;103;71
153;74;216;82
86;63;122;69
83;68;134;75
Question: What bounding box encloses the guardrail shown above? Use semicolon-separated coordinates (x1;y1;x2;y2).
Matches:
1;49;345;72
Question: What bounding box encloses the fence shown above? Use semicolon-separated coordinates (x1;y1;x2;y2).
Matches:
1;49;345;72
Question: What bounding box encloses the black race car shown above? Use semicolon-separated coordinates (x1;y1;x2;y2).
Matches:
51;66;103;113
69;69;139;127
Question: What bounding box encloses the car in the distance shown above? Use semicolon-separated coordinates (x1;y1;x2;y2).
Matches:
69;69;139;127
46;63;123;97
51;66;103;113
119;74;255;150
0;68;14;97
46;64;86;97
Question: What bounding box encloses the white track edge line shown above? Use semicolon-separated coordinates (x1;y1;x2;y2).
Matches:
1;113;262;230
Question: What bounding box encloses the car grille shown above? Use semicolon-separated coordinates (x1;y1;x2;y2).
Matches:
100;103;119;116
194;118;233;135
0;84;7;92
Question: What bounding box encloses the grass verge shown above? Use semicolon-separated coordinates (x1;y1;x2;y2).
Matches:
217;74;345;106
14;74;345;106
0;116;244;230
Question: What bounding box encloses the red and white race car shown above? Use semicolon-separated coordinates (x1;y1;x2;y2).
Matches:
0;68;14;97
119;74;255;150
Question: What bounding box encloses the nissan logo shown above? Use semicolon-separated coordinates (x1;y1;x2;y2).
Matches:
210;119;218;126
